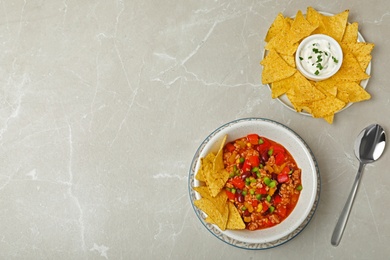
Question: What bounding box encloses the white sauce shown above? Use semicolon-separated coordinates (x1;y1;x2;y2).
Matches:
298;38;339;76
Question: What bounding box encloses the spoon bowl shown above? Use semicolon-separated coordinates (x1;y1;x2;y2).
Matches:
331;124;386;246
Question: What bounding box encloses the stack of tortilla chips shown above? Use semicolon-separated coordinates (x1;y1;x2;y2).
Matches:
193;135;245;230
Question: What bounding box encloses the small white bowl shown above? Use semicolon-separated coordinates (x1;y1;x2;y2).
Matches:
295;34;343;81
189;118;320;249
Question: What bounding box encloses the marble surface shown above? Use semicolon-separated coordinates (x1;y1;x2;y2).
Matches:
0;0;389;259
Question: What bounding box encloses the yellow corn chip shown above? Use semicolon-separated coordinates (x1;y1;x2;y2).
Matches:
332;53;370;81
194;198;229;230
286;73;326;103
226;202;246;229
335;81;371;102
323;114;334;124
265;13;289;42
261;49;296;84
306;6;327;34
307;96;346;118
342;22;359;43
289;10;318;43
342;42;374;71
321;9;349;42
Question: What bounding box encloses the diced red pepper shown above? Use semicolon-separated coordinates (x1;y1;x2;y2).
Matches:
271;144;285;155
225;142;236;152
262;202;269;212
273;194;282;204
231;177;245;190
247;134;259;145
242;159;251;172
252;199;259;207
256;187;267;195
281;166;290;175
277;173;289;183
256;138;271;153
225;190;236;200
274;152;285;165
247;155;260;167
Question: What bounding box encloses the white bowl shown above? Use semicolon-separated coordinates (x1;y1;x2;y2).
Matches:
188;118;320;249
295;34;343;81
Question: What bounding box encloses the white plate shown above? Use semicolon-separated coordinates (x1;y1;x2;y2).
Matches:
263;12;372;116
188;118;321;249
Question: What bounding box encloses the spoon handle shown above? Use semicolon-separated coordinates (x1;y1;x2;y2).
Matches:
331;162;365;246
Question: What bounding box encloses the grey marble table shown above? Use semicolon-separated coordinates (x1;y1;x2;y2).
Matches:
0;0;389;259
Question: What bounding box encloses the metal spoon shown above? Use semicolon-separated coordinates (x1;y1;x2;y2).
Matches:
331;124;386;246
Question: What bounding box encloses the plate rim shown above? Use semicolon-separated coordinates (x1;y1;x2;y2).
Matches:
188;118;321;250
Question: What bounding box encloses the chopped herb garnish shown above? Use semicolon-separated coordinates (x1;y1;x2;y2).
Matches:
313;48;319;53
316;63;323;70
299;56;303;60
314;70;320;75
332;56;339;63
308;56;312;59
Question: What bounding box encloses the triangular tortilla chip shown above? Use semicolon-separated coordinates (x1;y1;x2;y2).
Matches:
205;202;245;230
306;6;327;35
194;198;229;230
307;95;346;118
289;10;318;43
341;42;374;71
226;202;245;229
264;24;299;55
321;9;349;42
342;22;359;43
332;53;370;81
261;49;296;84
323;114;334;124
335;81;371;102
265;13;289;42
286;73;326;103
206;135;229;197
193;186;228;213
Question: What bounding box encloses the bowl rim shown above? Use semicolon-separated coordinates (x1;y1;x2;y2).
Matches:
188;118;321;250
295;34;343;81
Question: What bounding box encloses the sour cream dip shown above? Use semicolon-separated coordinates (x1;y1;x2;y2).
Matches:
295;34;343;81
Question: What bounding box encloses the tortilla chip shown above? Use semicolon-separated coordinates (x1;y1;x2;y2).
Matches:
336;81;371;102
281;54;296;68
195;158;206;182
342;22;359;43
265;13;288;42
289;10;318;43
206;135;229;197
332;53;370;81
194;198;229;230
306;6;327;34
226;202;246;229
204;202;245;230
264;22;299;55
286;73;326;103
342;42;374;71
307;95;346;118
261;49;296;84
321;9;349;42
315;78;339;96
323;114;334;124
271;72;305;98
193;186;228;213
196;153;215;183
